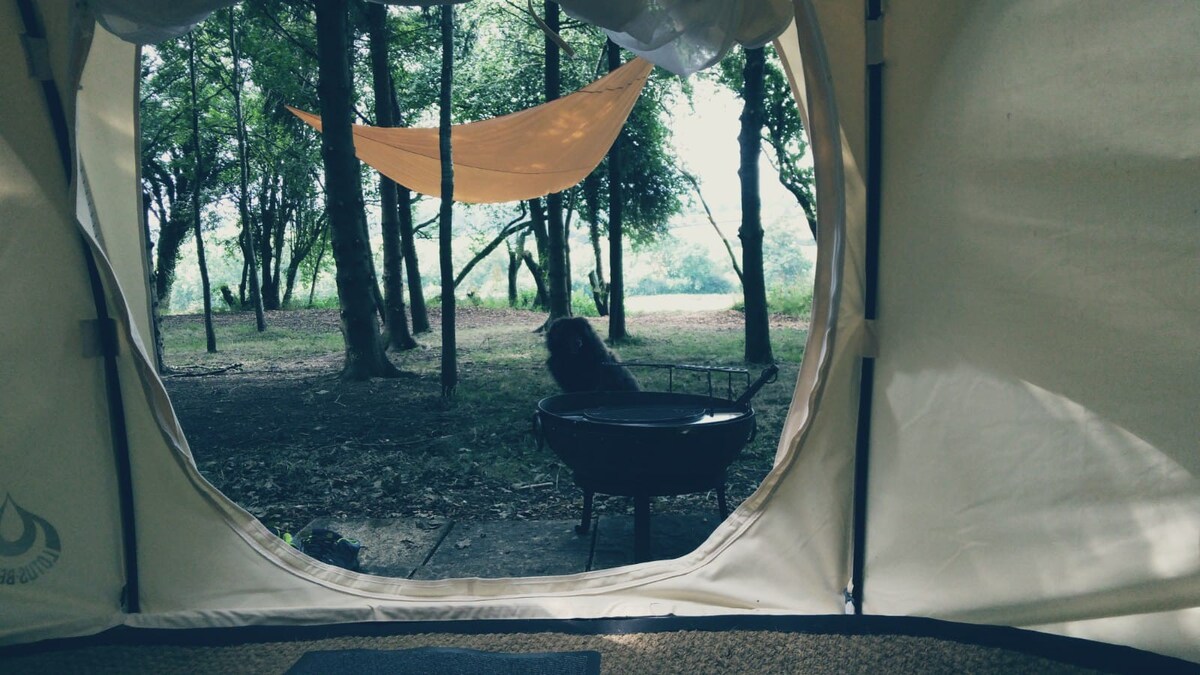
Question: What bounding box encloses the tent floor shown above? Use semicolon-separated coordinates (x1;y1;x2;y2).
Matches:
299;509;723;579
2;615;1190;674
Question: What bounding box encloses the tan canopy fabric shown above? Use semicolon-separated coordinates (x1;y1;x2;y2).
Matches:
289;57;653;204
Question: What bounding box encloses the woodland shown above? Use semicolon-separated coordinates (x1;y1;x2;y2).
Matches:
143;0;817;541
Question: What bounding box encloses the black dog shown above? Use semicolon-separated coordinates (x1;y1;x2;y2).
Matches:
545;317;640;393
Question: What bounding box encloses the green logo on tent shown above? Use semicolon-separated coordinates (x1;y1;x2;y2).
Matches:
0;493;61;584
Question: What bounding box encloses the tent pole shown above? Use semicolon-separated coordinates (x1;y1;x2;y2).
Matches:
15;0;141;613
850;0;884;617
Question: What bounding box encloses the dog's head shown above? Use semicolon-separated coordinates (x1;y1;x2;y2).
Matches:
546;317;593;356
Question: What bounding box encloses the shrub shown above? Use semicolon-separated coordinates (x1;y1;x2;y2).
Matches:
733;284;813;319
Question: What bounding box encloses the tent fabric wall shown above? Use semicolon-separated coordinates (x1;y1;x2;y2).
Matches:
2;0;1198;665
858;0;1200;660
75;27;153;351
0;0;125;645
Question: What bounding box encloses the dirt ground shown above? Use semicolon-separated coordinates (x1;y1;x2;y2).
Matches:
162;307;805;535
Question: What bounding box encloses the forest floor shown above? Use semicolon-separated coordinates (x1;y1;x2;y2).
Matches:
161;306;807;536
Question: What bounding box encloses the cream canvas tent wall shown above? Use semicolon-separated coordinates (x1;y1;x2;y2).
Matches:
1;0;1197;667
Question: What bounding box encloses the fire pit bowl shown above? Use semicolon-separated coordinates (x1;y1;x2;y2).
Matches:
535;390;756;497
534;365;778;561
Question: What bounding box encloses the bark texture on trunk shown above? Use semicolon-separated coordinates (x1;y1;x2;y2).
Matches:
438;3;457;397
739;46;773;364
229;8;266;332
389;80;430;334
606;39;627;340
188;33;217;353
543;1;570;321
367;3;416;351
314;0;398;379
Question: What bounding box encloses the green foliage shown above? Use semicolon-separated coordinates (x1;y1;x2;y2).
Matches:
304;294;341;310
710;45;816;230
763;224;814;287
569;291;601;317
733;284;813;319
606;74;689;244
630;237;736;295
443;289;598;318
143;1;702;324
768;285;814;318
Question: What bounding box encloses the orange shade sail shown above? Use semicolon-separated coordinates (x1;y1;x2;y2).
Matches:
289;57;653;204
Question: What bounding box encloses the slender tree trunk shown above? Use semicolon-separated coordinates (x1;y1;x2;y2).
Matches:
269;206;285;308
521;250;550;307
307;224;327;307
527;197;549;308
258;175;285;310
583;172;608;315
313;0;398;379
507;235;521;306
152;191;191;311
367;3;416;351
685;171;744;284
188;33;217;353
543;1;570;321
389;80;429;334
606;39;628;340
398;184;428;332
739;47;773;364
438;3;457;398
143;192;166;373
229;8;266;332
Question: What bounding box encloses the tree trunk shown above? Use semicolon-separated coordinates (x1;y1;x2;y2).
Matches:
229;8;266;332
521;250;550;308
307;223;327;307
367;3;416;351
527;197;549;308
143;192;166;373
506;236;521;306
606;39;628;341
151;186;191;312
269;203;285;308
738;47;773;364
188;33;217;353
258;178;278;308
257;173;285;310
313;0;398;379
583;172;608;315
438;3;457;398
543;1;570;321
389;79;429;334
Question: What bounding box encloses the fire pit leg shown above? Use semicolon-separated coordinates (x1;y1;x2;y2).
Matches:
634;494;651;563
575;490;594;535
717;486;729;519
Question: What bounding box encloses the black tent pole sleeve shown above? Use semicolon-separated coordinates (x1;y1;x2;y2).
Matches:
851;0;884;617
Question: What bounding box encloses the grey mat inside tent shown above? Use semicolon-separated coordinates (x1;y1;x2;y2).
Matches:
286;646;601;675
